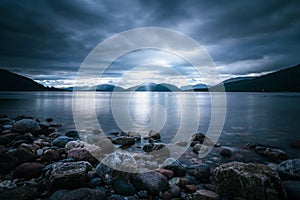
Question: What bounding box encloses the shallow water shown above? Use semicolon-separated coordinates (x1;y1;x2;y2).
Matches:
0;91;299;158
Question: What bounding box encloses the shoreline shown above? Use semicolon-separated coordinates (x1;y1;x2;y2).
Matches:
0;114;299;199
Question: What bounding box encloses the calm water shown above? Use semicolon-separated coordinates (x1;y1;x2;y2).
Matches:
0;91;299;157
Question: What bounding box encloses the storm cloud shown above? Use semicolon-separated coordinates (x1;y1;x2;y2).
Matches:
0;0;299;87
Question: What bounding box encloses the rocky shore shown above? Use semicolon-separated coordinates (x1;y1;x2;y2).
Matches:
0;114;299;200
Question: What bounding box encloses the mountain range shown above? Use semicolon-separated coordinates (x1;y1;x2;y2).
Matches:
0;69;62;91
0;64;299;92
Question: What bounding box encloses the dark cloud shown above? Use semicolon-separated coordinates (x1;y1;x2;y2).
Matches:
0;0;299;87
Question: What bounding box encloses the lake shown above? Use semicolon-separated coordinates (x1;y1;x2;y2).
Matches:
0;91;299;158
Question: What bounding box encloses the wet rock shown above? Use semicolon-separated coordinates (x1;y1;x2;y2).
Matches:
121;131;142;140
88;177;103;188
220;148;232;157
193;144;209;154
142;143;170;158
37;126;55;136
215;161;286;200
255;146;289;161
187;164;211;183
46;161;93;189
155;168;174;179
46;118;53;122
174;140;188;146
42;149;60;162
65;140;102;159
283;181;300;200
61;188;106;200
244;142;257;149
290;140;300;149
193;189;219;200
148;130;161;140
113;179;137;196
67;148;98;165
52;136;74;148
170;185;181;197
185;184;198;193
13;162;45;179
112;136;136;147
98;152;137;172
131;171;169;195
65;130;80;139
278;159;300;180
96;153;135;184
36;149;43;156
11;119;41;133
191;132;214;146
163;158;186;177
0;185;39;200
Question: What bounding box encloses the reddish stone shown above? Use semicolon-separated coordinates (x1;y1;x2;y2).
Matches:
185;184;198;193
42;149;60;162
155;169;174;179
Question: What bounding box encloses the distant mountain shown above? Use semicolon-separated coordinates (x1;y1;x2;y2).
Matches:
0;69;62;91
222;77;256;84
212;64;300;92
127;83;181;92
65;84;124;91
181;83;208;91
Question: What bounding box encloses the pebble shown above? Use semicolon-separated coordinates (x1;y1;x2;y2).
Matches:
52;136;74;148
220;148;233;157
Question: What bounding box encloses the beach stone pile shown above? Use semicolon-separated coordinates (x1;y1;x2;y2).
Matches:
0;114;299;199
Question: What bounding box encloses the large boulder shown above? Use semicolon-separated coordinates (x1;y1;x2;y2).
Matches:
45;161;93;189
11;119;40;133
278;159;300;180
215;162;286;200
131;171;169;195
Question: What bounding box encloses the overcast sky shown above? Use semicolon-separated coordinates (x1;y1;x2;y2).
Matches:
0;0;299;88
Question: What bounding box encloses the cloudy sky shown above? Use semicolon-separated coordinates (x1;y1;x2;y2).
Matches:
0;0;299;88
